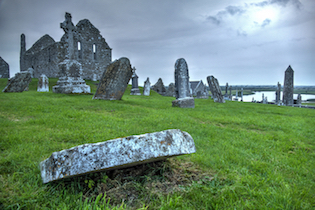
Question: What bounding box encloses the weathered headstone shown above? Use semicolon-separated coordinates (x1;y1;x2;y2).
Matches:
151;78;166;96
297;94;302;107
53;13;91;94
207;76;225;103
262;93;264;103
40;129;196;183
282;65;294;106
93;57;133;100
0;56;10;78
234;89;239;101
224;83;230;100
37;74;49;92
172;58;195;108
275;82;281;105
143;77;151;96
130;67;141;95
165;83;176;97
2;72;32;92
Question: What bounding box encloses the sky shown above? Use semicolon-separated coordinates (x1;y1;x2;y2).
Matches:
0;0;314;86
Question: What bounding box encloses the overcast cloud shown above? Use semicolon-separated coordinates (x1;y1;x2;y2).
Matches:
0;0;314;85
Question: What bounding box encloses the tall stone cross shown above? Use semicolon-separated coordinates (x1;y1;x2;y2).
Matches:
60;12;76;60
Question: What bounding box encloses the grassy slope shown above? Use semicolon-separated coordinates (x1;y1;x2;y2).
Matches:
0;78;314;209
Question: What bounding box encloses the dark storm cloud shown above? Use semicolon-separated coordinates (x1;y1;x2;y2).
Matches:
206;5;245;25
0;0;314;85
261;18;271;27
251;0;302;9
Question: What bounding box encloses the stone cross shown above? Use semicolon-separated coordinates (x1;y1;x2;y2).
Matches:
60;12;76;60
282;65;294;106
130;67;141;95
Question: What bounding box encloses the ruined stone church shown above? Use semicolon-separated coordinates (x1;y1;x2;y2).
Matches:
20;13;112;80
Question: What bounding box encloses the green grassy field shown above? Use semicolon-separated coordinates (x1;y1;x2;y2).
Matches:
0;78;314;209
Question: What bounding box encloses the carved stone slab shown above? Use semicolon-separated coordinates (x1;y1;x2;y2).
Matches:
2;72;32;92
37;74;49;92
93;57;132;100
40;129;196;183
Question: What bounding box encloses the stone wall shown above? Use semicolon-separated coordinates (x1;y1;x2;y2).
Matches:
20;15;111;80
0;56;10;78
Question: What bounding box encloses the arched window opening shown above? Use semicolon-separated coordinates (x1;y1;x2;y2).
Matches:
93;44;97;60
78;41;82;59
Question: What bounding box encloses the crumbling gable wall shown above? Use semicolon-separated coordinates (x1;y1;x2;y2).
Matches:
20;15;112;80
73;19;111;80
0;56;10;78
21;34;63;78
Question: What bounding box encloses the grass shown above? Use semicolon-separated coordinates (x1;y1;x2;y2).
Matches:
0;78;315;209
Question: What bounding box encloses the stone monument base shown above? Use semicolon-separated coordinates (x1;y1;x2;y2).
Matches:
53;60;91;94
53;77;90;94
172;97;195;108
130;88;141;95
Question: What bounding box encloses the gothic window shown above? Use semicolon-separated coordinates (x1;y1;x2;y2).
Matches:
93;44;97;60
78;41;82;59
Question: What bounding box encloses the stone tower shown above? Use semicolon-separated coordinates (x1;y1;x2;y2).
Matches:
20;34;26;72
282;65;294;106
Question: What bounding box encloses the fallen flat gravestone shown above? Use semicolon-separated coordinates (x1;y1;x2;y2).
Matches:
40;129;196;183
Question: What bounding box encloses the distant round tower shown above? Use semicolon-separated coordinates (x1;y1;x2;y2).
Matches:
20;34;26;72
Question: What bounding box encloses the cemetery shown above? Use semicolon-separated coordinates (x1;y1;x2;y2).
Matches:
0;76;314;209
0;11;315;210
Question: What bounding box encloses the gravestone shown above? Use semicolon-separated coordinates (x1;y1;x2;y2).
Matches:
37;74;49;92
2;72;32;92
130;67;141;95
229;86;232;100
0;56;10;78
53;12;90;94
262;93;264;103
151;78;166;96
297;94;302;107
241;88;244;102
275;82;281;105
282;65;294;106
234;89;239;101
172;58;195;108
143;77;151;96
207;75;225;103
40;129;196;183
93;57;133;100
224;83;230;100
165;83;176;97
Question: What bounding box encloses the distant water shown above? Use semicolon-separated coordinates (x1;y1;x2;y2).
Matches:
234;91;315;102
